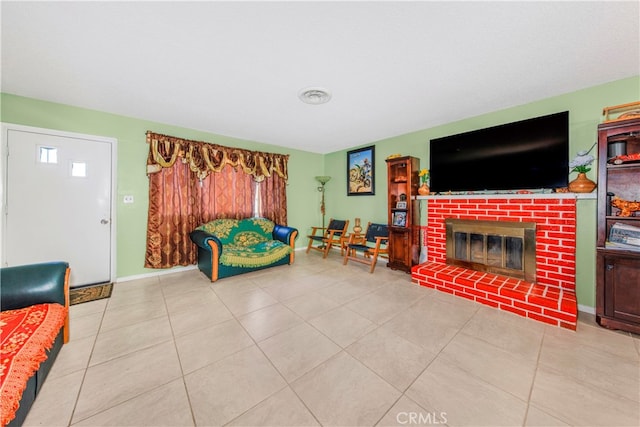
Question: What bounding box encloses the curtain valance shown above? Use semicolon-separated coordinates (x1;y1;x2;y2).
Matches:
146;131;289;181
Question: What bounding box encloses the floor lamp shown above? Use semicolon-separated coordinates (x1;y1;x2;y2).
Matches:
315;176;331;231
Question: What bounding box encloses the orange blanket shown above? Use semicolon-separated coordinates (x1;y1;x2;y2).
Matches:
1;303;67;426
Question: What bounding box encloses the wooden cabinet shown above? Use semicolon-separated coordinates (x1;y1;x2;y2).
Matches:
596;117;640;334
386;156;420;272
597;253;640;329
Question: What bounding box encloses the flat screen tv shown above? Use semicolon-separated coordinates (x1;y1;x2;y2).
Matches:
429;111;569;193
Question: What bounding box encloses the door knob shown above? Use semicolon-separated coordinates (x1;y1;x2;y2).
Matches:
101;219;110;225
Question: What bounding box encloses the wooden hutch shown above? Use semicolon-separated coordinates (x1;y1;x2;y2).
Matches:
596;117;640;334
386;156;420;272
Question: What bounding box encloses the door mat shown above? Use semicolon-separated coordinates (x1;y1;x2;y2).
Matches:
69;283;113;306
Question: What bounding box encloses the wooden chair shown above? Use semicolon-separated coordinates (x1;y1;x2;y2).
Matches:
306;218;349;258
343;222;389;273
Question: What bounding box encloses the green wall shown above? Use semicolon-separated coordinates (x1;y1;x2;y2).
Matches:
0;93;324;277
2;75;638;308
323;75;639;309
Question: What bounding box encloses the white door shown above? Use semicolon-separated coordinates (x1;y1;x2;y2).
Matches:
3;126;114;287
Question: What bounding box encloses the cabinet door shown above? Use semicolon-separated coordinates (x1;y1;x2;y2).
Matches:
603;255;640;324
388;228;410;270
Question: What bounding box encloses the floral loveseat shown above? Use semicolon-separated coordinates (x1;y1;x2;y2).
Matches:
1;262;70;427
190;218;298;282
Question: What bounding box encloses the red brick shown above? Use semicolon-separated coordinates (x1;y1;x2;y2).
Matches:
475;297;499;308
528;295;558;310
548;245;573;254
513;300;543;313
486;293;513;305
457;277;479;288
543;308;577;323
437;286;454;295
559;321;577;331
459;203;478;209
547;270;574;280
528;204;548;211
499;286;526;300
432;278;448;287
465;287;487;298
527;312;559;326
500;204;527;211
560;295;577;313
548;232;576;241
450;209;468;215
476;281;500;294
500;304;527;317
412;273;427;282
455;291;476;302
446;282;466;293
545;289;561;299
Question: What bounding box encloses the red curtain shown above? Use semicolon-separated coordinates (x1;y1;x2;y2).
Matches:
144;133;289;269
260;173;288;225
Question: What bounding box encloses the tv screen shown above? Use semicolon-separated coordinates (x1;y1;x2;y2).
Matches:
429;111;569;193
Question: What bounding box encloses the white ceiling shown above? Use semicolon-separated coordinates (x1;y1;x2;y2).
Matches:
2;1;639;154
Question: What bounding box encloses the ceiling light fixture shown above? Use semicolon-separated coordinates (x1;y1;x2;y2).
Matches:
298;87;332;105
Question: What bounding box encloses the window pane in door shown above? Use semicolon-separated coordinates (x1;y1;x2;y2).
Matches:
39;146;57;163
71;162;87;177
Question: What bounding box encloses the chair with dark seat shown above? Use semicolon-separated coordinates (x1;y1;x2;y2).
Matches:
343;222;389;273
306;218;349;258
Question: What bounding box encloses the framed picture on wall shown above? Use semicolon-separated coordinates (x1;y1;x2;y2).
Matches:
347;145;375;196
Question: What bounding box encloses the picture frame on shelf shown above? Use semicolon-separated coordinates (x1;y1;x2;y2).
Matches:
347;145;375;196
392;211;407;227
396;201;407;209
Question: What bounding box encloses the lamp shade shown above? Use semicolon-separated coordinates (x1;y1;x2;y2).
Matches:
315;176;331;185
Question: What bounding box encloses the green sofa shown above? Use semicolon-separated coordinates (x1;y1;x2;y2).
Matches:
190;218;298;282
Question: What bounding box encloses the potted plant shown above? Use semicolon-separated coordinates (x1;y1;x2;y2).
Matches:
418;169;430;195
568;148;596;193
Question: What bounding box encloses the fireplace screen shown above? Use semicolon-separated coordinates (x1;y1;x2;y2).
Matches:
446;219;536;282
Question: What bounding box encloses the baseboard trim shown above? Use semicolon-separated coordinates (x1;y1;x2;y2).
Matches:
578;304;596;315
116;265;197;283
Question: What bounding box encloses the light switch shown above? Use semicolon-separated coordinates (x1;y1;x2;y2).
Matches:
123;195;134;204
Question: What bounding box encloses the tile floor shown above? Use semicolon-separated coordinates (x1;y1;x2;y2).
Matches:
24;253;640;426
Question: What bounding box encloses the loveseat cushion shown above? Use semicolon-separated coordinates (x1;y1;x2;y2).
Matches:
1;303;68;426
220;240;293;268
196;218;275;246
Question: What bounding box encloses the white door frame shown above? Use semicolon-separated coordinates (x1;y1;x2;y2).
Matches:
1;123;117;283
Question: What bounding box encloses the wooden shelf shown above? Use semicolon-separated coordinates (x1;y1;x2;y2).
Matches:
606;216;640;221
606;162;640;170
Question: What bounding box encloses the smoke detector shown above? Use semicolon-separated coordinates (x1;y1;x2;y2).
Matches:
298;87;332;105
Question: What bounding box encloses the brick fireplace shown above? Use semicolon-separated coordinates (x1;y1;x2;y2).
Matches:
411;196;578;330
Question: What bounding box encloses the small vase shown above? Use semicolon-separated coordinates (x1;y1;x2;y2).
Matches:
568;172;597;193
353;217;362;234
418;183;430;195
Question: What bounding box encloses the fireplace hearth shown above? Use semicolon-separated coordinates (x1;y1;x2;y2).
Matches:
445;219;536;282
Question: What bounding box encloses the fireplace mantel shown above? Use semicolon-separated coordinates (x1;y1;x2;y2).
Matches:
415;193;596;201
